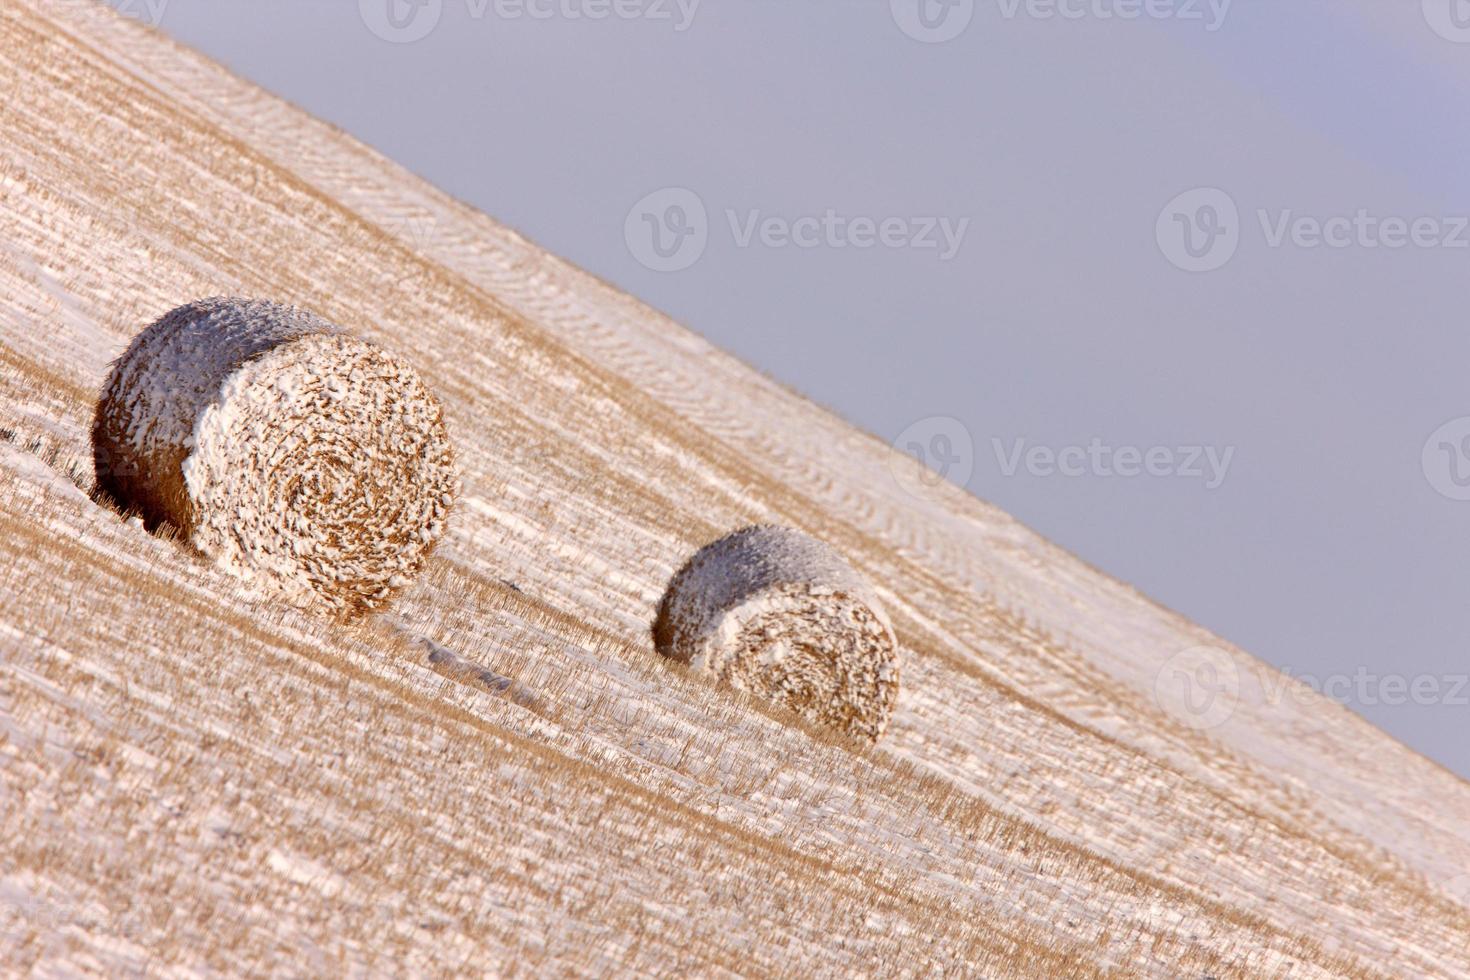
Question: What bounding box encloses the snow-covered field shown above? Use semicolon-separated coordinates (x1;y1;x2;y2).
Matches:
0;2;1467;975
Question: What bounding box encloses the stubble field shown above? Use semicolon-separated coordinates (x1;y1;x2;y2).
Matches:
1;2;1468;975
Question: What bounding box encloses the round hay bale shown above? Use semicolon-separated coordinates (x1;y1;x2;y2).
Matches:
92;298;457;615
653;525;900;742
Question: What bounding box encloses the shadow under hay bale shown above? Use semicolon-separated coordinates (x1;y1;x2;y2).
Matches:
653;524;901;743
92;297;458;615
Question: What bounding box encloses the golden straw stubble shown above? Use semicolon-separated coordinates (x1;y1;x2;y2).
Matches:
654;525;901;743
93;298;458;615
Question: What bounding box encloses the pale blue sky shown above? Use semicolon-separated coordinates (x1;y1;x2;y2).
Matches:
120;0;1470;778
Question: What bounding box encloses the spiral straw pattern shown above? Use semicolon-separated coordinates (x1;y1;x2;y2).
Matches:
93;298;457;614
654;525;901;742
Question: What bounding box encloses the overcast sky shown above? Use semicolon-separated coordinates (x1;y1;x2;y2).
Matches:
117;0;1470;779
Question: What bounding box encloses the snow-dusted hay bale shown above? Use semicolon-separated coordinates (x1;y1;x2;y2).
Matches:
653;525;900;742
92;298;457;615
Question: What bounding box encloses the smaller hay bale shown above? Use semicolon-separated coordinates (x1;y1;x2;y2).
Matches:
653;525;900;742
92;298;457;615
